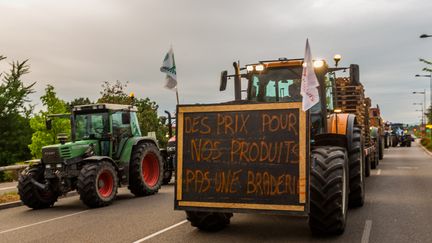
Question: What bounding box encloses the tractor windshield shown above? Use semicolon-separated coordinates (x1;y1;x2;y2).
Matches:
248;67;303;102
75;112;109;140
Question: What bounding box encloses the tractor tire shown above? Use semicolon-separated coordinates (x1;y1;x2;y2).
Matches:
347;127;365;207
391;136;398;147
77;162;118;208
162;156;173;185
129;142;163;196
186;211;233;231
365;155;371;177
379;136;384;160
309;146;349;235
370;151;377;169
18;165;58;209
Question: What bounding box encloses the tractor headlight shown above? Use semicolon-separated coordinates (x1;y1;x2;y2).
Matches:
313;60;324;68
246;65;254;72
56;163;62;168
45;164;51;169
255;64;265;71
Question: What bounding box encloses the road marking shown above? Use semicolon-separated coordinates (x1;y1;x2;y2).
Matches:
361;220;372;243
0;210;89;235
133;220;188;243
376;169;381;175
396;167;419;170
0;186;16;191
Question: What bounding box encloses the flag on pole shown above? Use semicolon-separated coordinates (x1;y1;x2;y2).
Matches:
300;39;320;111
160;47;177;89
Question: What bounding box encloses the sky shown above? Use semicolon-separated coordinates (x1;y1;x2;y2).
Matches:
0;0;431;124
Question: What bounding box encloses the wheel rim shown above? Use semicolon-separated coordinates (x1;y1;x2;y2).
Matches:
142;153;159;187
98;170;114;198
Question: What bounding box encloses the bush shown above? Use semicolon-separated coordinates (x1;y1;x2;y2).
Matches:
0;171;17;182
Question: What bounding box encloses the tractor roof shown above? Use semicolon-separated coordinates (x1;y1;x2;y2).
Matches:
73;103;137;112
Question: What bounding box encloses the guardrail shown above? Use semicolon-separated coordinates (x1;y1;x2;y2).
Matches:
0;160;40;172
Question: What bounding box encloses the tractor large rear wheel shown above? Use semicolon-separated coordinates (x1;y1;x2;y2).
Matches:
186;211;233;231
18;165;58;209
129;142;163;196
347;127;365;208
309;146;349;235
77;162;118;208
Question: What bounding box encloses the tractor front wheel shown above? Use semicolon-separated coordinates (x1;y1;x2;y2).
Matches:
186;211;233;231
129;142;163;196
309;146;349;235
77;162;118;208
18;165;58;209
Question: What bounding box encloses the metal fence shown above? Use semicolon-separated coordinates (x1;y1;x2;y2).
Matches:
0;160;40;173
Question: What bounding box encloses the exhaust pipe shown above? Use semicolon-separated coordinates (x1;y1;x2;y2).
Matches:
30;178;49;191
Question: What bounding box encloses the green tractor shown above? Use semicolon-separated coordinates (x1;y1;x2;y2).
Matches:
18;103;164;209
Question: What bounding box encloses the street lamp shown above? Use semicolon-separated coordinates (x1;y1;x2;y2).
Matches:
414;102;424;131
413;90;427;136
415;74;432;116
420;34;432;38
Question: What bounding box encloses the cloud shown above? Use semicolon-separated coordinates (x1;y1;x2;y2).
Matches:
0;0;431;123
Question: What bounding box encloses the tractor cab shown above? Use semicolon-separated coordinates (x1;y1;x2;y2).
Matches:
220;58;331;137
72;104;141;159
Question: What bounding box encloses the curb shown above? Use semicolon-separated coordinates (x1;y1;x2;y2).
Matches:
416;139;432;158
0;191;78;211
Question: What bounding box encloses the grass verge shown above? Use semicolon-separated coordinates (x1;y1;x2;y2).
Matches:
0;192;20;204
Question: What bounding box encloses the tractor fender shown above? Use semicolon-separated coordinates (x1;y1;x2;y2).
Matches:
82;156;119;171
118;137;160;166
327;113;357;152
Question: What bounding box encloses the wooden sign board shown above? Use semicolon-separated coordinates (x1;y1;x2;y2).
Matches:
175;102;309;215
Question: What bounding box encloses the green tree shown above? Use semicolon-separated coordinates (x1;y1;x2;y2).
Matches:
98;80;133;105
0;56;35;166
97;80;168;147
28;85;70;158
66;97;92;111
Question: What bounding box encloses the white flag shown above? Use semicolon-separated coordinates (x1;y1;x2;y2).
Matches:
300;39;320;111
160;47;177;89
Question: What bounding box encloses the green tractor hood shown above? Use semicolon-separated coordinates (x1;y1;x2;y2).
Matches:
41;140;99;164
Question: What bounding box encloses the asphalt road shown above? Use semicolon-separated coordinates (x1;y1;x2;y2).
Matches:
1;142;431;243
0;181;18;194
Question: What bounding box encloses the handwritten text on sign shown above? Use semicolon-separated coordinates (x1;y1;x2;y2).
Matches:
180;106;304;205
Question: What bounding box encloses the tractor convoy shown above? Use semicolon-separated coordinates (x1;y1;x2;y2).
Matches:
18;44;404;236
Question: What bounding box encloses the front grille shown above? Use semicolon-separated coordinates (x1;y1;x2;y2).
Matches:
42;147;61;164
60;147;72;159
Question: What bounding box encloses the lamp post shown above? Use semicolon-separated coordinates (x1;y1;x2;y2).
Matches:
415;74;432;128
414;102;424;126
413;90;427;136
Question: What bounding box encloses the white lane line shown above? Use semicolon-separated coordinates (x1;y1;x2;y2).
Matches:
361;220;372;243
376;169;381;175
0;210;89;235
0;186;16;191
133;220;188;243
396;166;419;170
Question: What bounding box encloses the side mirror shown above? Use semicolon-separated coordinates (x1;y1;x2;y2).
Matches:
220;70;228;91
46;119;52;130
350;64;360;85
121;112;130;125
